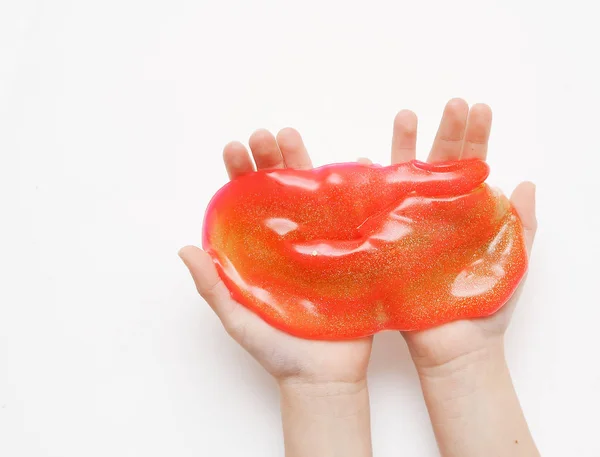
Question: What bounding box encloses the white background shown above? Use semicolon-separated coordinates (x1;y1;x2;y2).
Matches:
1;0;599;456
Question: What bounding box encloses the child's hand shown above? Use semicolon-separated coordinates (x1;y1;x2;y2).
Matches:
179;129;372;386
389;99;539;456
389;99;537;373
181;131;374;457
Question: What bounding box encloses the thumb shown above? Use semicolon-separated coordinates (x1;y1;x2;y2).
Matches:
178;245;240;331
510;181;537;255
178;245;282;353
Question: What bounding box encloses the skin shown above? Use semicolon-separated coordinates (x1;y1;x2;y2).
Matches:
179;99;539;457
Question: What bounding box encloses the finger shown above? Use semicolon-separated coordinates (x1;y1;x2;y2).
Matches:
223;141;255;180
391;110;418;164
357;157;373;165
276;128;313;169
428;98;469;162
509;182;537;255
249;129;285;170
461;103;493;160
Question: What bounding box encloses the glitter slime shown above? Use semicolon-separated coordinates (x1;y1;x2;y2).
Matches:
202;159;528;340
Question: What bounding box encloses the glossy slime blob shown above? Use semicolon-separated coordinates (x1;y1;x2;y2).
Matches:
202;159;528;340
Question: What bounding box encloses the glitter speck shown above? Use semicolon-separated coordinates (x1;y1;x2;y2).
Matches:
374;301;387;324
311;250;318;256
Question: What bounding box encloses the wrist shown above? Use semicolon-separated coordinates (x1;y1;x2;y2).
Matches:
412;338;540;456
278;379;372;457
412;338;506;380
404;323;506;376
414;341;508;407
278;378;369;417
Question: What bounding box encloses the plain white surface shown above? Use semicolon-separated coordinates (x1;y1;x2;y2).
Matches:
1;0;599;455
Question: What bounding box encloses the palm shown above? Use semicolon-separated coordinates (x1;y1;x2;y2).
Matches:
180;128;372;383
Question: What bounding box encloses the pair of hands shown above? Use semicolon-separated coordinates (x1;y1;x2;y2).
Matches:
179;98;537;388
